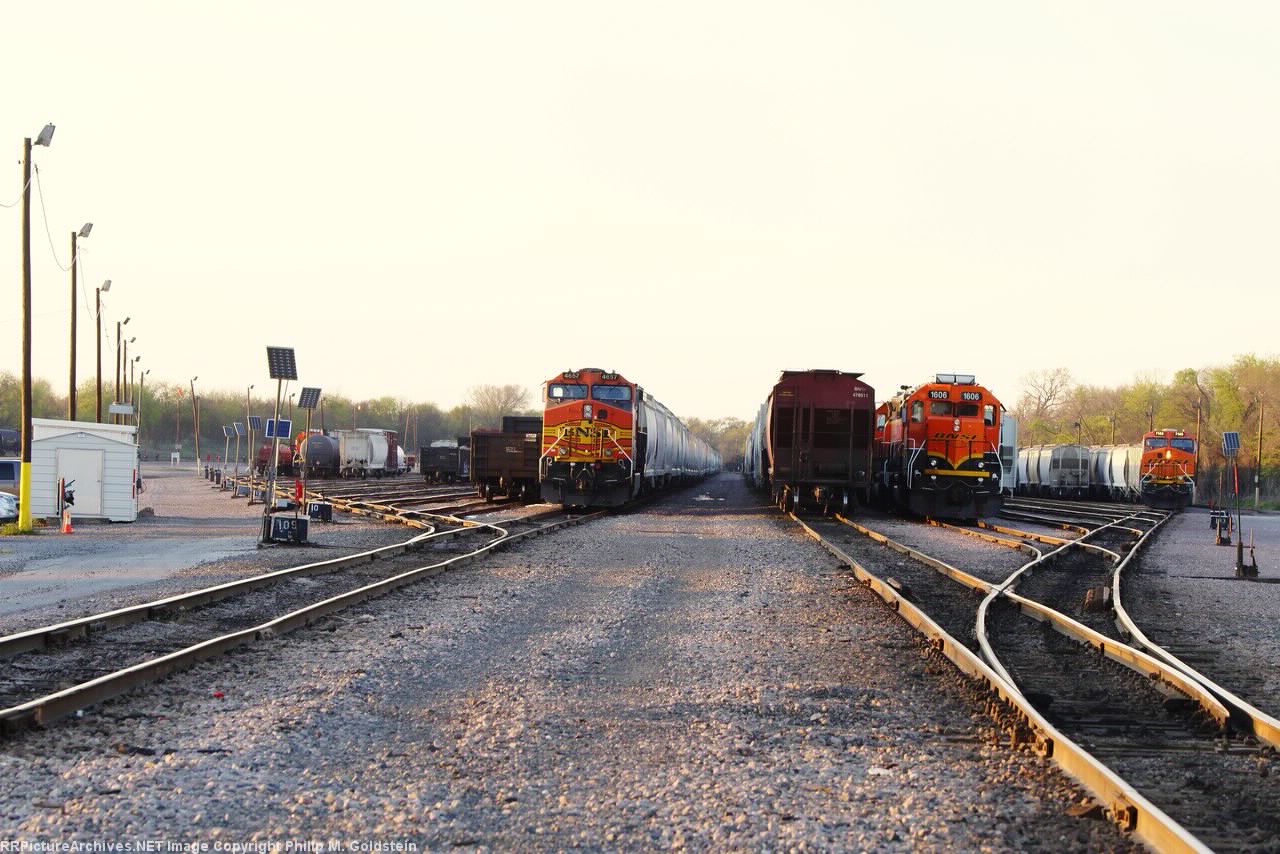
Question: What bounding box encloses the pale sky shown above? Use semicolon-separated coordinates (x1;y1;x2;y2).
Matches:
4;2;1278;421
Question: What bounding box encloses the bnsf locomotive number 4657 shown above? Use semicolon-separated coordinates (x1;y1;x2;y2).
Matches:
540;368;720;508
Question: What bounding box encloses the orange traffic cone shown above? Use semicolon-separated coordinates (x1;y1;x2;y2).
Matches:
61;509;74;534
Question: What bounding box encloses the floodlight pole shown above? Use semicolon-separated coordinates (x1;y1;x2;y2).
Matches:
18;135;34;531
95;285;104;422
223;430;231;474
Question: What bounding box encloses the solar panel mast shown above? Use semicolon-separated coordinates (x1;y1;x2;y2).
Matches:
297;387;322;509
264;347;299;541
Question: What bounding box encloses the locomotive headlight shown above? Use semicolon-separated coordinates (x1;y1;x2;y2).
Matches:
1165;450;1172;459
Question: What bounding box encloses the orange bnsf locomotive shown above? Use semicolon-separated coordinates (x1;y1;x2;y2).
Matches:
540;368;720;508
874;373;1004;520
1138;429;1197;509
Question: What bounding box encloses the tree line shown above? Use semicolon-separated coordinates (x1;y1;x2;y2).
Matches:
1011;355;1280;505
0;375;536;462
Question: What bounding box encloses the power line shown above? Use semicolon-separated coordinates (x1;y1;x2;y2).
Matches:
0;174;33;208
32;163;73;271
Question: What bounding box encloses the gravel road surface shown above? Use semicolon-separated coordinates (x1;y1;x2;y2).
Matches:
0;474;1135;850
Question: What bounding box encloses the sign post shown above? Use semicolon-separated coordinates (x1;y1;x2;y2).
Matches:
1222;432;1249;576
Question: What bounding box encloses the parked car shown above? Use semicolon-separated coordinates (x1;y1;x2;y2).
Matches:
0;457;19;497
0;491;18;523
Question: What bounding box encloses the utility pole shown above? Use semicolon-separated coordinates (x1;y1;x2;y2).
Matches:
18;124;55;531
190;377;201;472
95;281;110;422
18;136;33;531
1256;401;1264;511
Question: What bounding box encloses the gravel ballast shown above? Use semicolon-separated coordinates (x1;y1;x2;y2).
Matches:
0;474;1137;849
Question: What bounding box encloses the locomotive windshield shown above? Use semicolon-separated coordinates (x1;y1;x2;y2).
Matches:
1144;437;1169;450
548;384;588;400
930;401;981;417
591;385;632;401
1171;438;1195;453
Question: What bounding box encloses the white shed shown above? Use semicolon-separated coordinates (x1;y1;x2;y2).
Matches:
30;418;139;522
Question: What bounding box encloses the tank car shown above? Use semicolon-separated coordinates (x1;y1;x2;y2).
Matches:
744;370;875;514
255;441;296;476
1016;444;1090;498
874;373;1004;521
1138;429;1196;509
539;368;720;508
296;432;340;478
742;403;768;491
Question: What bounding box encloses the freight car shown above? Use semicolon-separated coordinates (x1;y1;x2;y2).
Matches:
255;441;296;477
296;432;340;478
743;370;875;513
540;368;720;508
333;428;400;478
471;416;542;501
742;403;767;491
421;438;470;483
1015;444;1090;498
874;373;1004;521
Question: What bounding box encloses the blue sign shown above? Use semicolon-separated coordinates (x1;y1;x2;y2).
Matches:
266;419;293;440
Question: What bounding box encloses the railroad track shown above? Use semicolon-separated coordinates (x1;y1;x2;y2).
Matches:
791;503;1280;852
0;505;602;735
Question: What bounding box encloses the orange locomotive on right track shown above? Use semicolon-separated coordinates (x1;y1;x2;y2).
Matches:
1138;429;1197;510
874;373;1005;521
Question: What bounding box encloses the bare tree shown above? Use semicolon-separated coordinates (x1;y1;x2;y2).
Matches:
1015;367;1072;426
466;384;531;429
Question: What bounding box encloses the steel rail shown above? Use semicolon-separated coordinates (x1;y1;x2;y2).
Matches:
0;509;603;733
0;526;441;660
790;514;1211;854
836;516;1227;727
1112;539;1280;750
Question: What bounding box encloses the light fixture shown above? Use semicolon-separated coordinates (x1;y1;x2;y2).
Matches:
101;280;111;292
78;222;93;238
35;124;55;147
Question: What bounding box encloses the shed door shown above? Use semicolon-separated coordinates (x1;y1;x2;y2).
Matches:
57;448;104;515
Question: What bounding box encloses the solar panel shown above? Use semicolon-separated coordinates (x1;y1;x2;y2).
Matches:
222;426;233;438
266;419;293;439
233;422;246;436
266;346;298;381
248;416;262;431
1222;431;1241;458
298;387;322;410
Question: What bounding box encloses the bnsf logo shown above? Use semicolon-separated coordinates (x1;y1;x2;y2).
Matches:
559;426;613;439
